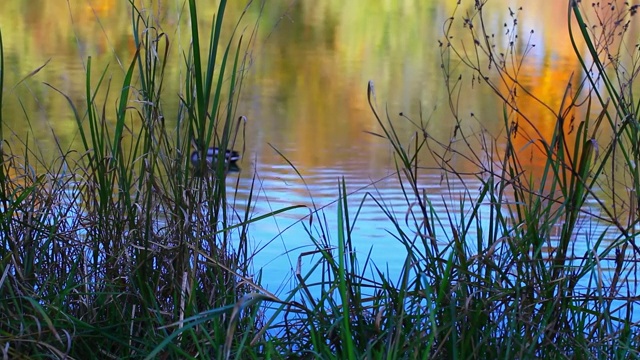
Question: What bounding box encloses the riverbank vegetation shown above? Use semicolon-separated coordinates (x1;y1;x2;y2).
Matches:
1;0;639;358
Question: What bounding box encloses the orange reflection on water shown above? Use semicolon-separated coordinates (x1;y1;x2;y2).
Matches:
85;0;117;16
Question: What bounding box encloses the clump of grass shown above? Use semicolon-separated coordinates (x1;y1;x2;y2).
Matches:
253;1;640;359
0;1;299;358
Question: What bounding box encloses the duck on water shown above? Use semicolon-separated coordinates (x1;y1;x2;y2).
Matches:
190;147;241;173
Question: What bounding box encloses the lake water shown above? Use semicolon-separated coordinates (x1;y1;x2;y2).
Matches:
1;0;637;314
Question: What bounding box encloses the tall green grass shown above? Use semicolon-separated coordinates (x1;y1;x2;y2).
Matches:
0;1;295;358
256;1;640;359
2;0;640;359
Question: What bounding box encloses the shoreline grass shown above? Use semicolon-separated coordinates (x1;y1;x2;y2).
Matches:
1;0;640;359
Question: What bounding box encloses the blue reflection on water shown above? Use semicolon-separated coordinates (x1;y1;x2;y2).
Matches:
230;158;640;325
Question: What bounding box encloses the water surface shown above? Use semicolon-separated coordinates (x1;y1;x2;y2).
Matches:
1;0;635;307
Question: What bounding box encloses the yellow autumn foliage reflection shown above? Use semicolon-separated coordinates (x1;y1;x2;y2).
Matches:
0;0;636;185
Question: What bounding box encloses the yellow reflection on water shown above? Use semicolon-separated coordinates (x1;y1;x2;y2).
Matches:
0;0;636;197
